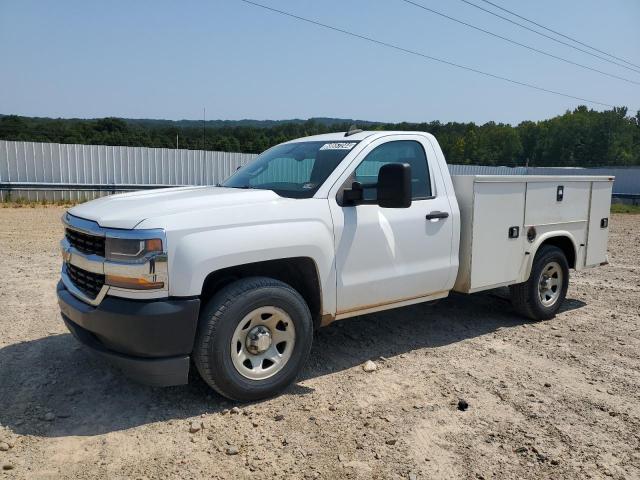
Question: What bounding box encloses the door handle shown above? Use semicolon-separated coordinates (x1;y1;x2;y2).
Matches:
425;211;449;220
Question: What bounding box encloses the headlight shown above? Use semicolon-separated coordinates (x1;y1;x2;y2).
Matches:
105;274;165;290
105;237;165;290
105;238;163;262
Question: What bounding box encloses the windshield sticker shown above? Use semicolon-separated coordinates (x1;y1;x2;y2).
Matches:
320;142;357;151
302;183;316;189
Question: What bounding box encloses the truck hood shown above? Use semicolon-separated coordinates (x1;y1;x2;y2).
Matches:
68;186;284;230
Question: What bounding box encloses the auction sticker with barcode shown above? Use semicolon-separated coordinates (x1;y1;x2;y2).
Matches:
320;142;357;150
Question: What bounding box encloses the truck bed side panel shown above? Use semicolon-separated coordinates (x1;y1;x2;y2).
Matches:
470;181;526;290
452;177;526;293
586;181;613;266
452;175;613;294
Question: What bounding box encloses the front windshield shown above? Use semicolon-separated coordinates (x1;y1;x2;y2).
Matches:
222;141;359;198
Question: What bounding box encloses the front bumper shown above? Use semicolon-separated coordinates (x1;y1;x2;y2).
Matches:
57;281;200;386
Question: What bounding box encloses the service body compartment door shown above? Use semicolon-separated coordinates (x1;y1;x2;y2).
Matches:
586;181;613;266
525;182;590;226
469;181;525;291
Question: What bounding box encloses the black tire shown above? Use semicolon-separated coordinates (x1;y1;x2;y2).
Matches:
193;277;313;401
510;245;569;321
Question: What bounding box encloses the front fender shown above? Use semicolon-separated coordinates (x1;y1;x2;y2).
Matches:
167;220;336;315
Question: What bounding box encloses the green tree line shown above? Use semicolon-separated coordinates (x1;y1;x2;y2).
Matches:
1;106;639;167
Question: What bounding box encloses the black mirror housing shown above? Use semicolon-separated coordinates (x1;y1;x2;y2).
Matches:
377;163;412;208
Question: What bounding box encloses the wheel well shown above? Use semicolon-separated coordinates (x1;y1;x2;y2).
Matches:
200;257;322;328
539;236;576;268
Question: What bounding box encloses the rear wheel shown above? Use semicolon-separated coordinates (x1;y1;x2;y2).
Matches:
194;277;313;401
510;245;569;320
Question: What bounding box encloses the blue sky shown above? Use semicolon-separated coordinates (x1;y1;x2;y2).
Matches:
1;0;638;124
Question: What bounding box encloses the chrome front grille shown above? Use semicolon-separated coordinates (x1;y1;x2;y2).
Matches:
61;213;168;306
66;263;105;299
65;228;105;257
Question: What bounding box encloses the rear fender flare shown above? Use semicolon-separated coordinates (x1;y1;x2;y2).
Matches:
520;231;578;282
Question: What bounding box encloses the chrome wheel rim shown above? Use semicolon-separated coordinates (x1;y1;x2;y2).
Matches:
230;306;296;380
538;261;563;307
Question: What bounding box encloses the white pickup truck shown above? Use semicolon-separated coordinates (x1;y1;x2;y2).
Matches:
57;130;613;401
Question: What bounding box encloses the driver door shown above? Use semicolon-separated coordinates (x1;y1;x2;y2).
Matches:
328;136;454;316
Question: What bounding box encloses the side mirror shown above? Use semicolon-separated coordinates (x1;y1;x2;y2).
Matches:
377;163;412;208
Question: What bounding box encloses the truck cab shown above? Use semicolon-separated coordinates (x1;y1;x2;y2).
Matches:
57;131;612;401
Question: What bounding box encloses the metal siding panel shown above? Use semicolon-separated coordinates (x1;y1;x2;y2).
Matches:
2;141;634;201
1;141;9;182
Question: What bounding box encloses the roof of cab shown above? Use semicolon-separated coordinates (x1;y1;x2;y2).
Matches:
285;130;435;143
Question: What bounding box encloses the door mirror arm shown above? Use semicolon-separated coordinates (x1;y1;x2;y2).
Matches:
342;181;364;206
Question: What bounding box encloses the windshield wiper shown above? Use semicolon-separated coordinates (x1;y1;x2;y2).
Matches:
221;184;255;190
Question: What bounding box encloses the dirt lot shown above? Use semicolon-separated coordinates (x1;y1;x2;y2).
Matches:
0;207;638;480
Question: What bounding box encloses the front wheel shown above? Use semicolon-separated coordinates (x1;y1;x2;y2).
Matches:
193;277;313;401
510;245;569;320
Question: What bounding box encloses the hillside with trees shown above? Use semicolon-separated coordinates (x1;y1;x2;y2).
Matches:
1;106;638;167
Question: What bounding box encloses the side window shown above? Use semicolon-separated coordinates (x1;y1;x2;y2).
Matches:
354;140;432;200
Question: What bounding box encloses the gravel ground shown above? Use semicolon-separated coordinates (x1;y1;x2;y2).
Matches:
0;207;638;480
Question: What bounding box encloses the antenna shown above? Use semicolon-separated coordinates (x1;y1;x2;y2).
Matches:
344;124;363;137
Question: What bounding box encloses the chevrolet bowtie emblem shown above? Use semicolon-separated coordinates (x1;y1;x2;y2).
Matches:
62;245;72;263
